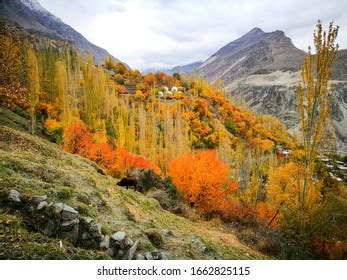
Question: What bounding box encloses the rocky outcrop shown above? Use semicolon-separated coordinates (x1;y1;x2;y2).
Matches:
3;189;171;260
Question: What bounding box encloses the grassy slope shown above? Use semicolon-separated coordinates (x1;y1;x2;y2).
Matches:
0;107;267;260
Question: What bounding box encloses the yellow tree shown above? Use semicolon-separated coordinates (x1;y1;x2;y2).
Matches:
55;60;68;119
27;46;40;134
297;21;339;209
266;162;322;227
0;36;27;108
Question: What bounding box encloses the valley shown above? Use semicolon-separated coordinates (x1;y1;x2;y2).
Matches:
0;0;346;261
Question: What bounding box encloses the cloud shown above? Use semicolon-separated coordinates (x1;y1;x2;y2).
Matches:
38;0;347;70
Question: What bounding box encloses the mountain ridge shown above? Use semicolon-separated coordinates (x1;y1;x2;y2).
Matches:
0;0;127;66
198;28;347;154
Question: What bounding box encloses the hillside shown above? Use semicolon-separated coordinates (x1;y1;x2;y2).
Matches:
198;28;347;154
0;0;126;65
0;107;266;260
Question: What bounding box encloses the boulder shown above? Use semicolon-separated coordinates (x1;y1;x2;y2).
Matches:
89;223;102;238
61;225;79;244
145;251;167;260
31;195;47;205
124;240;139;260
60;218;79;231
100;235;110;250
111;231;126;242
37;201;48;210
135;253;145;260
191;237;207;253
80;216;93;225
124;237;134;247
51;203;78;221
160;251;168;260
145;251;155;260
7;189;21;203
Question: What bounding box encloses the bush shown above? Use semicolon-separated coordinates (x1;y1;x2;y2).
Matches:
136;169;163;192
44;118;63;144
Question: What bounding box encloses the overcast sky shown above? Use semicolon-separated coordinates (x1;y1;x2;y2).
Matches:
39;0;347;70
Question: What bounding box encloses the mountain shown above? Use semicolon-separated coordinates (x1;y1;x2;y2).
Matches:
142;61;203;75
198;27;306;83
198;28;347;154
0;0;125;65
164;61;204;75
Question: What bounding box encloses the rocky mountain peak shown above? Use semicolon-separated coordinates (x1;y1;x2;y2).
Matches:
20;0;46;13
0;0;125;65
198;27;347;154
245;27;265;36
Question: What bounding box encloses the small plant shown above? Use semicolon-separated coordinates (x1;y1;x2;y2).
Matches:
58;187;73;200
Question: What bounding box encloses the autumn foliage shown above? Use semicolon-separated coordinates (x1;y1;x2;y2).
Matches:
63;122;160;175
169;150;236;215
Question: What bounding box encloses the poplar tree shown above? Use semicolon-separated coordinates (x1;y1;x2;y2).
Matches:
55;60;68;118
297;21;339;209
27;46;40;134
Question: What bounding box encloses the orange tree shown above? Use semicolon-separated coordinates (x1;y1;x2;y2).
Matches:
168;150;231;214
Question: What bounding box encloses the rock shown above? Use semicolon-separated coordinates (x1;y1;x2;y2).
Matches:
135;253;145;260
8;189;21;203
80;216;93;225
145;251;155;260
31;195;47;205
191;237;207;253
106;248;114;257
145;252;153;260
60;205;78;221
60;218;79;230
160;251;168;260
52;203;78;221
124;238;134;247
89;223;102;238
100;235;110;250
124;240;139;260
61;225;79;244
51;202;64;214
111;231;126;242
145;251;167;260
145;229;163;247
37;201;48;210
